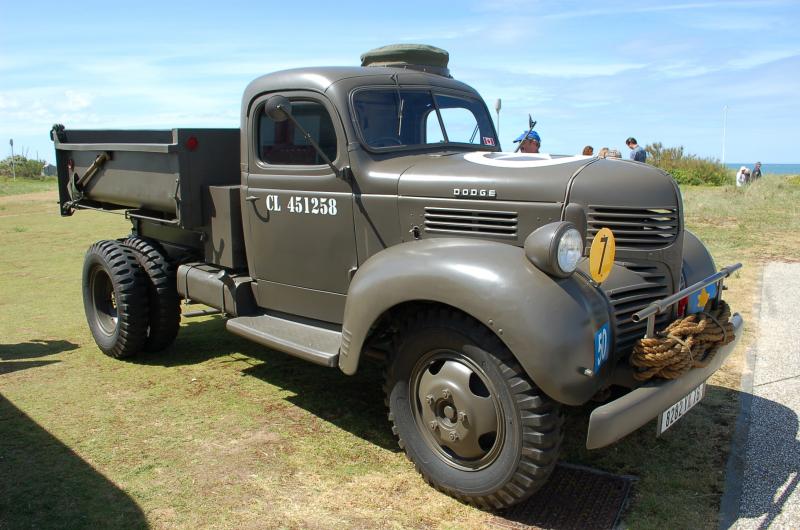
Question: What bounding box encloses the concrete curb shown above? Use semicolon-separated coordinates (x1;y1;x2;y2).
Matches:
718;265;763;530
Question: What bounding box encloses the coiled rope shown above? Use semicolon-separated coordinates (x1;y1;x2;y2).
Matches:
630;301;735;381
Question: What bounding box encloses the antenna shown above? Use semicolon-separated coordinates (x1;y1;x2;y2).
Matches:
721;105;728;165
513;114;537;153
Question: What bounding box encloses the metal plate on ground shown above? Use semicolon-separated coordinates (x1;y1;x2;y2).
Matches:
491;463;635;530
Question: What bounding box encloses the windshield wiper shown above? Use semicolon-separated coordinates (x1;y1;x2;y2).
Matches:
391;74;404;137
468;123;479;143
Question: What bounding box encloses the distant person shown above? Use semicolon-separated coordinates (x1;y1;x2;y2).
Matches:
751;162;762;181
514;130;541;153
598;147;609;158
626;137;646;162
582;145;594;156
608;149;622;159
736;166;749;187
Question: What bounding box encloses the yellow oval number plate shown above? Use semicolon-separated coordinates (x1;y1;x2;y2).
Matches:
589;228;616;283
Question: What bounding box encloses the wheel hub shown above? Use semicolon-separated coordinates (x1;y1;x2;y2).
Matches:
412;352;505;470
91;266;119;335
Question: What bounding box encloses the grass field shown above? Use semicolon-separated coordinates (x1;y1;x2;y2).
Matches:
1;176;798;529
0;176;58;196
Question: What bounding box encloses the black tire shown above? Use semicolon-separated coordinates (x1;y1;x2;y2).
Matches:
82;240;150;358
123;236;180;352
385;309;562;510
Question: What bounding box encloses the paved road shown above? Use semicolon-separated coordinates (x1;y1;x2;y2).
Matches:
724;262;800;529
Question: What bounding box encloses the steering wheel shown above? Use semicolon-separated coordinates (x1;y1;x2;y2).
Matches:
372;136;403;147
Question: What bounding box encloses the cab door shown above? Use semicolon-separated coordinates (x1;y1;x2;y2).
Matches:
244;91;356;323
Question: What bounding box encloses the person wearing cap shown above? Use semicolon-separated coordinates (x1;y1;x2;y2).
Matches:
751;161;762;181
514;130;541;153
625;137;647;162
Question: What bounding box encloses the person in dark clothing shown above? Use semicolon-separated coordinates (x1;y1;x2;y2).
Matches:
751;161;762;181
626;137;647;162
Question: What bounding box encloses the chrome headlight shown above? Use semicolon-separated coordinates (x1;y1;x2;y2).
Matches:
556;228;584;274
524;222;585;277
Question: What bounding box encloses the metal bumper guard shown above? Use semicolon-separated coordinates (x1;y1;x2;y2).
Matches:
585;264;744;450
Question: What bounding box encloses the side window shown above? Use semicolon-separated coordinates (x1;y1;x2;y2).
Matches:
258;100;338;165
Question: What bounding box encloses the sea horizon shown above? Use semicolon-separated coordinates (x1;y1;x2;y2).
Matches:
725;163;800;175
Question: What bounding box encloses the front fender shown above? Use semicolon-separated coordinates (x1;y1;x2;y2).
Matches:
682;229;717;285
339;238;612;405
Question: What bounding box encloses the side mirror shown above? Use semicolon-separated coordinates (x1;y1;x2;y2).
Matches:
264;95;292;122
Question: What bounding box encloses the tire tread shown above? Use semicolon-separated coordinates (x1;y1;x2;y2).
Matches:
384;308;563;510
123;236;180;352
83;240;149;358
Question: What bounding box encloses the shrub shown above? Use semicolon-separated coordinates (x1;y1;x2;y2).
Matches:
0;155;48;180
645;142;732;186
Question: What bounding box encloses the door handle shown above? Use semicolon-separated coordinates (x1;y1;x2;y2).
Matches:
245;195;259;202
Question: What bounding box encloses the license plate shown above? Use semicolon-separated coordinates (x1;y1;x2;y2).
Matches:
657;383;706;435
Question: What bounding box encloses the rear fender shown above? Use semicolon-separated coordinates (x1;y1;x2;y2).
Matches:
339;238;612;405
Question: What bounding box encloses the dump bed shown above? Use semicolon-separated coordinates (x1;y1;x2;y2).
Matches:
51;127;239;230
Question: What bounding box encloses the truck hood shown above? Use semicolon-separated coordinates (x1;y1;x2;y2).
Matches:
395;152;679;211
397;152;590;203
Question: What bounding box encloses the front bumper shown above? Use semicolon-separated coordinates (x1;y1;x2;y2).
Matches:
585;312;743;449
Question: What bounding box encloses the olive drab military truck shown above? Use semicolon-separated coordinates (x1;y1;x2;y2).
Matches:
51;44;743;510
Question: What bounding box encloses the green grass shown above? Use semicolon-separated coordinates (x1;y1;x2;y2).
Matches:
1;176;798;528
0;176;58;196
682;174;800;264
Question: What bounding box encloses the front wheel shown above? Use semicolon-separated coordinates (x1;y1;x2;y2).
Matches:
385;309;562;510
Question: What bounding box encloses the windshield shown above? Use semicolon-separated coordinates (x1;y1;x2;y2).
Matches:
352;88;498;150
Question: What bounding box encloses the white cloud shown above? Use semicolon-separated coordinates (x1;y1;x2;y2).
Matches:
63;91;92;111
728;50;800;69
685;14;782;31
654;61;715;79
473;0;792;19
399;26;484;42
504;62;646;78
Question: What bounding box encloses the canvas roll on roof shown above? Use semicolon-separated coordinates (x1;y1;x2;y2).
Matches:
360;44;450;77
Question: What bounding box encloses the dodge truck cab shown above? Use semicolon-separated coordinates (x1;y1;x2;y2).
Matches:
51;44;743;509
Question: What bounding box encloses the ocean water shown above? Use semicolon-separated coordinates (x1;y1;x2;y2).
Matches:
726;163;800;175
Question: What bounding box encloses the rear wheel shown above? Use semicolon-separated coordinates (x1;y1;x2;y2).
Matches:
385;309;562;510
123;236;180;352
82;240;149;358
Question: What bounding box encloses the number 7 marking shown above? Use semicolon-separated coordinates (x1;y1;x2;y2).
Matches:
597;235;609;276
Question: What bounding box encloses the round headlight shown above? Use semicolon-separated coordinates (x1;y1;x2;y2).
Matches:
557;228;584;274
524;221;585;278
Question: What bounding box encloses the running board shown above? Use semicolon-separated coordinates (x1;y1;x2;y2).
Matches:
226;313;341;367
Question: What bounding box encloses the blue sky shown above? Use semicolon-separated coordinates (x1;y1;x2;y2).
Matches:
1;0;799;163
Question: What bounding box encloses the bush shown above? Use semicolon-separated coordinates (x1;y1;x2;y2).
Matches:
0;155;48;180
645;142;732;186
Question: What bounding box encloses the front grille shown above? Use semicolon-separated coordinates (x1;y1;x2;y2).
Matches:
424;207;517;238
606;262;672;354
587;205;678;250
